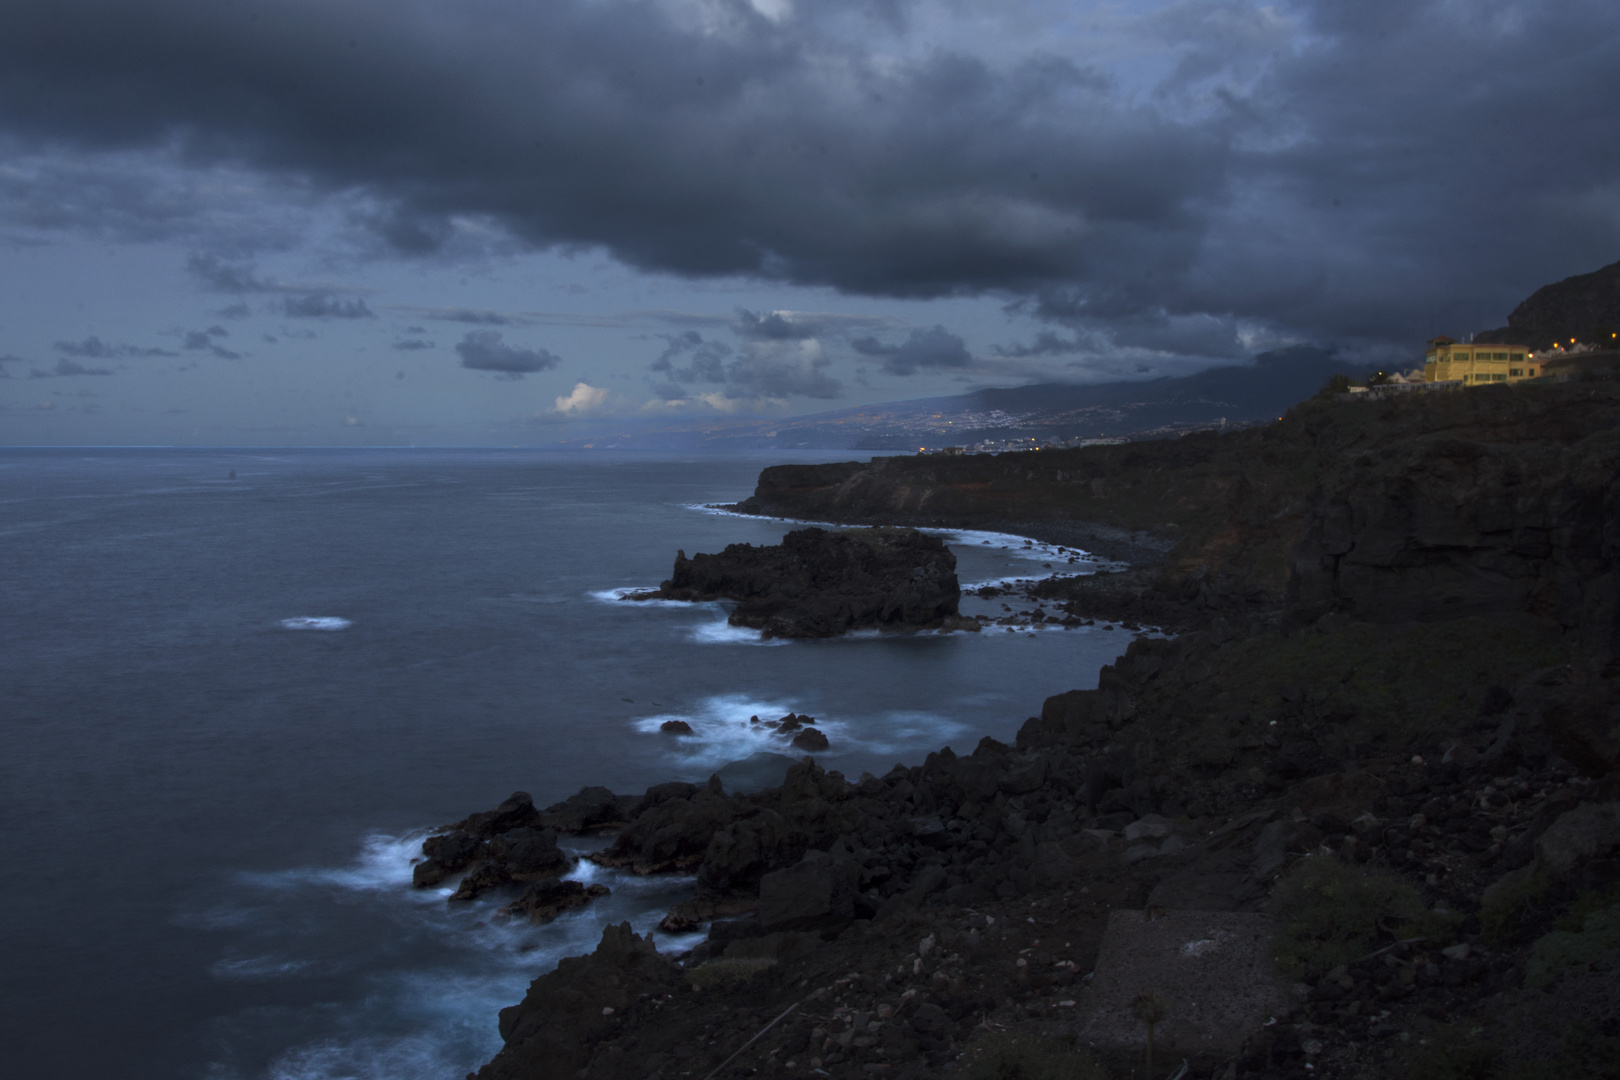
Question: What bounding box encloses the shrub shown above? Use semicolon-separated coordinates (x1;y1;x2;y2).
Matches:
1479;869;1552;947
1526;904;1620;989
687;956;776;989
960;1032;1108;1080
1400;1021;1500;1080
1272;856;1455;978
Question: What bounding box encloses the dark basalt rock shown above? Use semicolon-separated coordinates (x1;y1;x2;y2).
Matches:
501;878;611;924
539;785;632;833
412;830;485;887
478;923;679;1080
417;794;575;895
452;791;543;839
659;719;695;736
639;527;961;637
790;726;830;752
489;826;571;880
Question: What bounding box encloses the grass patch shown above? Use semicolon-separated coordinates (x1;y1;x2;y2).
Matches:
1272;856;1458;979
961;1032;1109;1080
1526;904;1620;989
687;956;777;990
1400;1022;1500;1080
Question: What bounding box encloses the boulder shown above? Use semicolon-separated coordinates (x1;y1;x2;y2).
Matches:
659;720;695;736
790;727;830;752
453;791;543;839
640;527;961;637
713;752;799;795
756;849;861;932
1533;801;1620;879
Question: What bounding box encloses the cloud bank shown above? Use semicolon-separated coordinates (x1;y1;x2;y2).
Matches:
0;0;1615;402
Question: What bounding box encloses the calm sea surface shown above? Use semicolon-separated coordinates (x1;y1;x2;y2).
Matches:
0;448;1132;1080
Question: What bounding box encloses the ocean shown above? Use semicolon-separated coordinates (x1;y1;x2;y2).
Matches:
0;448;1133;1079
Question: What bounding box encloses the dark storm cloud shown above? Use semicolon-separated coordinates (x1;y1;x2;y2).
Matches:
735;310;819;341
392;338;434;351
650;330;838;401
649;331;733;387
31;357;114;377
55;335;176;358
454;330;560;377
279;293;373;319
852;325;972;376
651;331;842;403
1;1;1617;358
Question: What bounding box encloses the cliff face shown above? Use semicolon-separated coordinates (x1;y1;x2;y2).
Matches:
1475;258;1620;349
735;380;1620;656
1288;403;1620;658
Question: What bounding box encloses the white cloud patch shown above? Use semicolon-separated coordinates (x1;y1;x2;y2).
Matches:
553;381;611;414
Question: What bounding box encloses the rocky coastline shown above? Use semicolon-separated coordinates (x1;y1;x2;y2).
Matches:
424;377;1619;1080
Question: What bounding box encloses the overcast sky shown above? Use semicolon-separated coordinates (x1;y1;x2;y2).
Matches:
1;0;1616;445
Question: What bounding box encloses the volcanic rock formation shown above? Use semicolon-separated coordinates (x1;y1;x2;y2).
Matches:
639;526;968;637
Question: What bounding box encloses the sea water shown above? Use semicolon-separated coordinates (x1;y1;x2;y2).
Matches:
0;448;1134;1080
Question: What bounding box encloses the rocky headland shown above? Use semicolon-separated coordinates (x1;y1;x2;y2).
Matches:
423;375;1620;1080
632;526;975;637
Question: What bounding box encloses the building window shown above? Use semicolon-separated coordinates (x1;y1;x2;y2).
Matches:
1529;368;1537;376
1510;368;1523;377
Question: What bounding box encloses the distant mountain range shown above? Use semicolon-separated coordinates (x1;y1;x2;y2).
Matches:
567;345;1374;450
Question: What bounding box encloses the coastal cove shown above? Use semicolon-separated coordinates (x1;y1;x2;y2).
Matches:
0;447;1136;1080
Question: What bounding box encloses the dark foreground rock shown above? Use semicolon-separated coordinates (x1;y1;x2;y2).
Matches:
638;526;969;637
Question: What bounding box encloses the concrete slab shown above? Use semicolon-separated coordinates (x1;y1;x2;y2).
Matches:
1077;910;1292;1059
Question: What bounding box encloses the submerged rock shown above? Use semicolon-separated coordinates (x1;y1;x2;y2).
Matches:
638;526;962;637
501;878;611;924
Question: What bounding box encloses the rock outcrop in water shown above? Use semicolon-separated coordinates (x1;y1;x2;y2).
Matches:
639;526;970;637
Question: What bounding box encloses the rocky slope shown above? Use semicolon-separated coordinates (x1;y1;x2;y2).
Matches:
430;377;1620;1080
634;526;971;637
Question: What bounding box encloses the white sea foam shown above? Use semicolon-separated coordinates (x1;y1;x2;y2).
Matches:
588;586;685;607
262;1032;474;1080
210;954;323;981
687;617;789;646
280;616;352;631
238;832;431;896
224;836;710;1080
630;693;964;768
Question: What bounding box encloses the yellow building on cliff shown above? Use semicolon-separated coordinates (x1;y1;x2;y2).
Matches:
1423;337;1539;384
